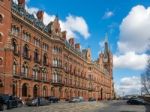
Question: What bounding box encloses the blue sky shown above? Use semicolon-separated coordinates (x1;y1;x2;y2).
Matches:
14;0;150;95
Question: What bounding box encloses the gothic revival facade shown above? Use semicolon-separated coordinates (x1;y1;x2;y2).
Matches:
0;0;115;100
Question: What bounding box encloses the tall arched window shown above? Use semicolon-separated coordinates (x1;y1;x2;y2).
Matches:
0;32;3;42
12;39;18;54
34;49;39;62
23;44;29;58
33;85;39;97
22;83;28;97
43;53;47;65
22;62;28;77
32;65;39;80
13;61;17;75
43;86;47;97
0;14;3;24
0;58;2;65
51;87;55;96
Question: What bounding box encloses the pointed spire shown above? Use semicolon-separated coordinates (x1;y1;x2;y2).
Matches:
104;33;109;53
54;14;59;22
105;33;108;44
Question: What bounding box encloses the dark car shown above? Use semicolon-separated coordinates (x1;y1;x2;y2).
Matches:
127;98;149;105
45;96;59;103
0;94;18;110
26;97;49;106
88;97;96;101
14;96;24;107
0;96;4;111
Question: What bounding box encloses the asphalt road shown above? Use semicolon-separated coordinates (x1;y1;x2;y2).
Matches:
99;100;150;112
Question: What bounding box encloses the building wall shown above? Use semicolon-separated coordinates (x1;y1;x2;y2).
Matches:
0;0;114;101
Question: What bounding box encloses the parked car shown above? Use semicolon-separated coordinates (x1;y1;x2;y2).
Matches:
69;97;80;103
69;97;84;103
0;94;19;110
0;96;4;111
45;96;59;103
127;97;149;105
88;97;96;101
14;96;24;107
26;97;49;106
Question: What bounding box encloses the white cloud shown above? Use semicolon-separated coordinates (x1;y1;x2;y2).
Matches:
115;76;141;96
103;11;114;19
25;6;90;40
114;52;148;70
60;15;90;39
118;5;150;53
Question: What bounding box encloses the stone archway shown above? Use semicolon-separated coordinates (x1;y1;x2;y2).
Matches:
51;87;55;96
0;79;4;93
101;88;103;100
22;83;28;97
33;85;39;97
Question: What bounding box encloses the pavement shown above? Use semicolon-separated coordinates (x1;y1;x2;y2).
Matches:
2;100;150;112
3;101;106;112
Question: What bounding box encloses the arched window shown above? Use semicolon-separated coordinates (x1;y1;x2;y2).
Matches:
33;85;39;97
23;44;29;58
34;49;39;62
0;32;3;42
22;83;28;97
0;79;3;87
22;62;28;77
43;53;47;65
32;65;39;80
12;39;17;54
51;87;55;96
43;86;47;97
42;67;47;81
0;14;3;24
13;61;17;75
0;58;2;65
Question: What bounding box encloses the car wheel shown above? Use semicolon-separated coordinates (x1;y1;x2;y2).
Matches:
2;104;7;110
18;103;23;107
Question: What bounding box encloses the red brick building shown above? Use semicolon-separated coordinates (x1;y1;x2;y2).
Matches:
0;0;115;100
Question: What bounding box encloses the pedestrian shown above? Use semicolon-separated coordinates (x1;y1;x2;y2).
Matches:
37;97;40;107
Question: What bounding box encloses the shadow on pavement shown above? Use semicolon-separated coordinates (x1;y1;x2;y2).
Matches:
145;105;150;112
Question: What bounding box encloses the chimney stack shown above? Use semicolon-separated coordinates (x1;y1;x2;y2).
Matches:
62;31;66;40
18;0;25;7
75;43;80;51
37;10;44;22
69;38;74;47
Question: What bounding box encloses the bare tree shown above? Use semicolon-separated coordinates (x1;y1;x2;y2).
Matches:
141;58;150;95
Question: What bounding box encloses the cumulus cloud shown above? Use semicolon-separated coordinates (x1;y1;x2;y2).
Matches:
103;11;114;19
60;15;90;39
118;5;150;53
25;6;90;40
115;76;141;96
114;52;148;70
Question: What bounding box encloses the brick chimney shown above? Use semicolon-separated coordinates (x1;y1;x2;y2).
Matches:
69;38;74;47
75;43;80;51
37;10;44;21
62;31;66;40
18;0;25;7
